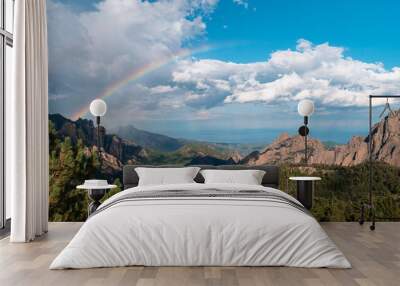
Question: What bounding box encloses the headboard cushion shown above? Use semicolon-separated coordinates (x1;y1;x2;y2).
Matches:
123;165;280;190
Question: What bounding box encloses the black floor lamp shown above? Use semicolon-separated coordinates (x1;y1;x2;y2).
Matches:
89;99;107;158
81;99;110;215
359;95;400;231
297;99;315;164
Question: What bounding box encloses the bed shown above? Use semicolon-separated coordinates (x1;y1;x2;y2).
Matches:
50;165;351;269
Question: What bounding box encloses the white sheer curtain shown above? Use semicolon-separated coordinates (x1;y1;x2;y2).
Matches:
8;0;49;242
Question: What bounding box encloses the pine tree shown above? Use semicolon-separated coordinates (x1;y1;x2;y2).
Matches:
49;137;101;221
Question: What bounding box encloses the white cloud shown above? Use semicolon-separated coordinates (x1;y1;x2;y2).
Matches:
48;0;216;118
233;0;249;9
149;85;178;94
172;39;400;108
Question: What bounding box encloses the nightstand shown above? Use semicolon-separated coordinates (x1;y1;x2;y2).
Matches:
289;177;321;210
77;180;117;216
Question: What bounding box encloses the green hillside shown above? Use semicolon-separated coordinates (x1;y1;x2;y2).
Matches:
281;162;400;221
146;142;237;165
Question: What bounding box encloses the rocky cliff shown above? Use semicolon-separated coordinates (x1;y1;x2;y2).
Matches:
242;132;331;165
243;110;400;167
49;114;237;169
49;114;148;165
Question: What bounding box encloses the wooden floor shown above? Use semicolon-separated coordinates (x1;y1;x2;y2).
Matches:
0;222;399;286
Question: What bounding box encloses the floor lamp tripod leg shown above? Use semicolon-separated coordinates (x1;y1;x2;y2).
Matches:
370;206;375;231
359;203;365;225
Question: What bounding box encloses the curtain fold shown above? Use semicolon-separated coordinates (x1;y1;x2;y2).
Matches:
9;0;49;242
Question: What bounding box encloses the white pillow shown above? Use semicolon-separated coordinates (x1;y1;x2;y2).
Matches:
200;169;266;185
135;167;200;186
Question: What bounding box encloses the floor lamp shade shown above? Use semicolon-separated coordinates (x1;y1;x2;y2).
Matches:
298;99;314;117
90;99;107;117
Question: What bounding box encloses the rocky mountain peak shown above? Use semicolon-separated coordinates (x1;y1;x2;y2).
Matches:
49;114;147;165
276;132;290;142
367;109;400;166
243;109;400;167
242;134;328;166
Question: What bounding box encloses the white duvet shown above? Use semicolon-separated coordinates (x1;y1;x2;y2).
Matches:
50;183;351;269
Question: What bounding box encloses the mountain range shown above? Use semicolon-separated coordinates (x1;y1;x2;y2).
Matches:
112;125;265;156
114;125;184;152
49;114;241;170
50;109;400;176
243;110;400;167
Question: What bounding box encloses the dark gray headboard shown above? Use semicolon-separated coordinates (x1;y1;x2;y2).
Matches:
123;165;280;190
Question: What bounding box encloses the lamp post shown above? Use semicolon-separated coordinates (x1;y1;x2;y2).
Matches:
89;99;107;153
297;99;314;164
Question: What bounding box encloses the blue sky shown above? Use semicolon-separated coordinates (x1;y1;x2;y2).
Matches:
63;0;400;66
200;0;400;67
48;0;400;144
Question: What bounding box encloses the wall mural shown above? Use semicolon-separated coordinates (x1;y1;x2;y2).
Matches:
48;0;400;222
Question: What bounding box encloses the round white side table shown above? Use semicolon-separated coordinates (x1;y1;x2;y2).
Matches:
289;177;321;210
77;182;117;216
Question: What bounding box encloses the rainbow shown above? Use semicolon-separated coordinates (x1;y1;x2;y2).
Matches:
71;45;212;120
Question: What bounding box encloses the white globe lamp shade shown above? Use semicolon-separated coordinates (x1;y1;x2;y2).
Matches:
90;99;107;117
298;99;314;116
